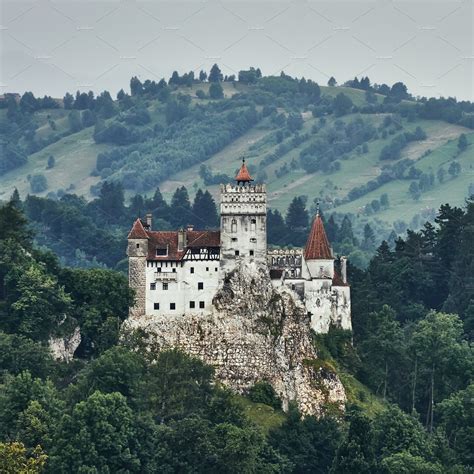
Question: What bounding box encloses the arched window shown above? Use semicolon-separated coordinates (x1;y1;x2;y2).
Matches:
250;218;256;232
231;219;237;233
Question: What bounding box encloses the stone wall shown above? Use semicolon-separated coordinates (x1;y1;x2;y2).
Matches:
123;262;346;416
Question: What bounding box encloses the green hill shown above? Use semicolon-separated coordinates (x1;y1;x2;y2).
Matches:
1;76;473;240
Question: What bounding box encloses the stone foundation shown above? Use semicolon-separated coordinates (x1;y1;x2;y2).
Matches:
123;262;345;415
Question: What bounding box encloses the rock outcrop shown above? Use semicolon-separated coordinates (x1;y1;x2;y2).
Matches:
49;326;81;362
123;262;345;415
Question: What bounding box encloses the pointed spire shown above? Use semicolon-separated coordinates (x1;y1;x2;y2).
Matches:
128;218;149;239
304;213;332;260
235;158;253;184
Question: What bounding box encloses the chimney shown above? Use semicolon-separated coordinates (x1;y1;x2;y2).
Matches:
145;213;152;230
187;224;194;231
178;228;186;251
341;256;347;284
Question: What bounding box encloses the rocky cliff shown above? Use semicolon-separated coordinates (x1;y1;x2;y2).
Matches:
123;262;345;415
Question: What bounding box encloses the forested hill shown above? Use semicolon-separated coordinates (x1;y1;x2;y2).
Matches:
1;66;473;246
0;195;473;472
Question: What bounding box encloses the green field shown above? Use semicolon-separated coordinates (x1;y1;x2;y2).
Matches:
1;83;473;233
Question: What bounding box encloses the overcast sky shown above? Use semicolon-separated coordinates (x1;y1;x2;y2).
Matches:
1;0;473;100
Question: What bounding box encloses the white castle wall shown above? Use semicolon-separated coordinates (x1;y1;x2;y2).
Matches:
144;260;219;317
220;183;267;277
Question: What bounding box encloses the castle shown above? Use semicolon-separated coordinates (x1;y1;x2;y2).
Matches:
127;161;351;334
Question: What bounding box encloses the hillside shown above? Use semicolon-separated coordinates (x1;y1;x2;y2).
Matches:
1;74;473;243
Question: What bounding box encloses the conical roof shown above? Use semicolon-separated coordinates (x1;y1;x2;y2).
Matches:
128;218;149;239
304;214;332;260
235;160;253;182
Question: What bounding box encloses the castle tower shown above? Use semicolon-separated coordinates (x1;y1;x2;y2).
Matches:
220;160;267;277
303;210;334;280
127;218;149;318
302;211;351;333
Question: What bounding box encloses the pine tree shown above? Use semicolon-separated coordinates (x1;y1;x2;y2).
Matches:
208;64;223;82
170;186;192;227
267;209;288;245
192;189;218;229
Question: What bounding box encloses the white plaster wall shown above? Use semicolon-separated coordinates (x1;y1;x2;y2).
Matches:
304;279;335;333
145;260;219;316
331;286;352;331
303;258;334;279
220;184;267;277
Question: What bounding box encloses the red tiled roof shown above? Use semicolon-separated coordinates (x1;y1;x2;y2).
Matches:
128;218;149;239
304;214;333;260
146;229;220;261
235;161;253;182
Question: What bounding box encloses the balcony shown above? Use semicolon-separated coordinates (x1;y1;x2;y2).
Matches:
155;272;177;282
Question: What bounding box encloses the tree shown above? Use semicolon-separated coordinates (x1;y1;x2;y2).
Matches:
437;167;446;184
380;452;443;474
67;110;82;132
287;112;303;132
50;391;140;472
437;383;474;465
199;70;207;81
331;411;376;473
29;174;48;194
170;186;192;227
209;82;224;99
380;193;389;208
63;92;74;109
448;161;461;178
270;404;342;473
286;197;308;231
130;76;143;96
0;442;47;474
411;311;471;431
46;155;55;169
192;189;218;228
457;133;468;152
6;262;72;341
362;223;376;251
208;63;223;82
328;76;337;87
333;93;353;117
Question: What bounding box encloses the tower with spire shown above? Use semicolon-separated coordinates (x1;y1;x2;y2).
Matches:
219;159;267;278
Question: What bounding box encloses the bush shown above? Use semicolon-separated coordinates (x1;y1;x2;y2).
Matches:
29;174;48;193
248;381;282;410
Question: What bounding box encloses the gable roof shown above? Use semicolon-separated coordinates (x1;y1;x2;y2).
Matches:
304;214;333;260
127;218;149;239
235;161;253;182
146;229;220;261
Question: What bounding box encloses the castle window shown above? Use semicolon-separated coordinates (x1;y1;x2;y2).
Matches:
154;303;160;310
231;219;237;233
231;237;237;242
199;301;205;309
156;248;167;256
172;268;176;273
198;282;204;290
235;250;240;256
190;267;194;274
162;282;168;290
206;267;209;271
136;243;140;248
150;283;156;290
250;250;254;256
190;301;195;309
215;267;218;272
250;237;256;243
170;303;176;310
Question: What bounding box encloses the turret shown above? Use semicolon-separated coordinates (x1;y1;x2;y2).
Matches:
303;211;334;279
219;159;267;277
127;218;149;318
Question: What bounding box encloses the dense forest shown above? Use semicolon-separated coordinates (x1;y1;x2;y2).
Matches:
0;191;472;472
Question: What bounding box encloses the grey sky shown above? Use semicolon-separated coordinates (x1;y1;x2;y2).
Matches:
1;0;473;100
